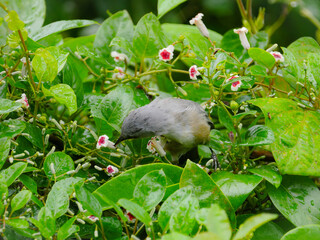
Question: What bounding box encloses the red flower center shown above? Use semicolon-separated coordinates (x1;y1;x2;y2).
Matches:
126;212;135;221
228;76;238;81
98;137;105;145
107;166;114;173
232;80;240;87
272;53;281;59
190;67;197;77
160;50;171;60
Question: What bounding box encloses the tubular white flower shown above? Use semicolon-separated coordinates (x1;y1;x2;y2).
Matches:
158;45;174;62
270;51;284;62
189;65;201;80
96;135;109;149
111;51;129;62
112;67;125;79
189;13;209;38
234;27;250;49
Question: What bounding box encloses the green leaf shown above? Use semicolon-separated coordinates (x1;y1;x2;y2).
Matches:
0;98;22;114
62;54;85;107
46;46;69;73
306;53;320;90
118;198;152;226
0;162;27;186
100;217;123;240
267;175;320;227
93;163;182;210
133;13;167;58
239;125;275;146
31;19;97;41
158;0;187;19
280;224;320;240
0;137;10;170
208;129;231;152
43;152;74;180
281;47;302;88
6;219;29;229
169;193;199;235
248;48;275;69
57;217;80;240
133;169;166;211
162;232;192;240
196;204;232;240
211;171;262;210
91;86;134;134
19;174;38;194
32;48;58;83
250;221;285;240
248;165;282;188
287;37;320;66
46;177;83;219
180;161;236;227
4;10;24;31
233;213;278;240
11;190;32;214
75;183;102;218
94;10;134;61
43;84;77;114
158;187;193;231
249;98;320;176
32;206;56;238
0;119;26;138
22;122;43;149
162;23;222;49
218;106;235;133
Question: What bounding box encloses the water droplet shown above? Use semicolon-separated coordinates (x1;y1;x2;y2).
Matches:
311;200;315;206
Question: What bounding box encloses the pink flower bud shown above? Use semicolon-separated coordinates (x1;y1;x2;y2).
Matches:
270;51;284;62
16;93;29;108
227;75;242;91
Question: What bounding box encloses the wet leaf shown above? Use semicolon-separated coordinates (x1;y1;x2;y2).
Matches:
0;99;22;114
248;165;282;188
180;161;236;227
280;224;320;240
267;175;320;227
43;152;74;180
133;169;166;211
239;125;275;146
11;190;32;214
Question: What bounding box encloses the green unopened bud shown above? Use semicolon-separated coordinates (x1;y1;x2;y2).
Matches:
38;115;46;124
230;100;239;111
178;35;185;41
214;90;220;97
177;86;187;96
255;7;265;31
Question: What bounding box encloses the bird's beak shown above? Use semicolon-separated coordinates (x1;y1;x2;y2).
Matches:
114;136;124;146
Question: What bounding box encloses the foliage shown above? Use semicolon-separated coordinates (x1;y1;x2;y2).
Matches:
0;0;320;239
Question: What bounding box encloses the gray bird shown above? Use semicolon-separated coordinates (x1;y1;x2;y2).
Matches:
115;97;214;164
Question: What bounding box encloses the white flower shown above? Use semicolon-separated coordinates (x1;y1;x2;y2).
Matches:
112;67;125;79
87;215;99;223
16;93;29;108
189;13;209;38
96;135;109;149
226;75;242;91
270;51;284;62
106;165;119;176
147;137;166;157
231;80;242;91
189;65;201;80
111;51;128;62
158;45;174;62
234;27;250;49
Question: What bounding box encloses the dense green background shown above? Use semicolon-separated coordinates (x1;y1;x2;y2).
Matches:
45;0;317;46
